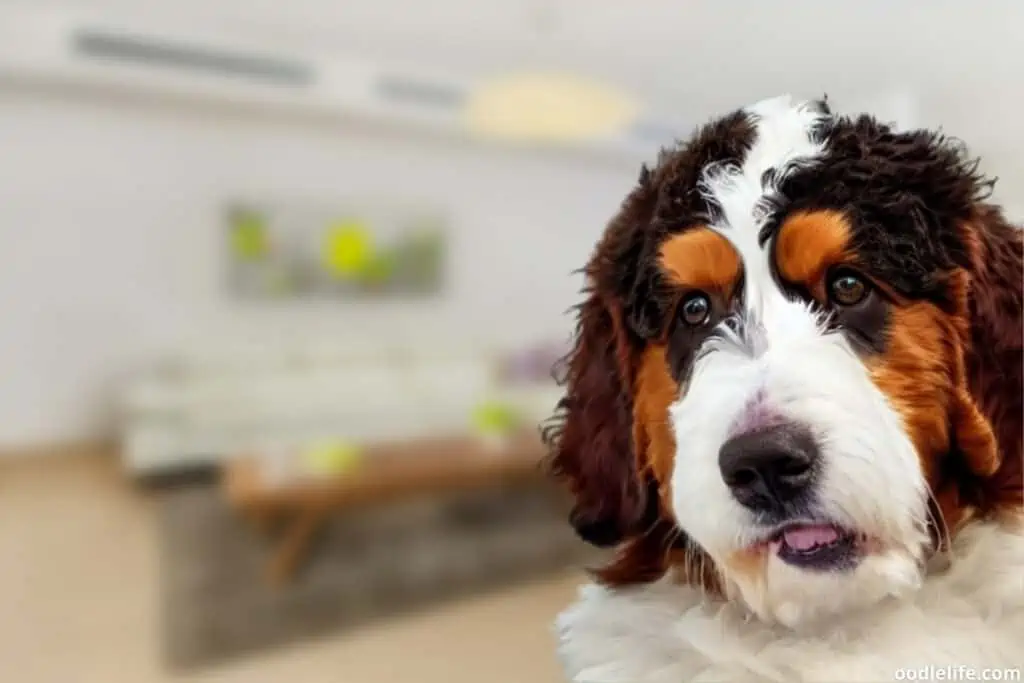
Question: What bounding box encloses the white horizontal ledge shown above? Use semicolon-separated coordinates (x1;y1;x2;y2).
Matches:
0;5;687;168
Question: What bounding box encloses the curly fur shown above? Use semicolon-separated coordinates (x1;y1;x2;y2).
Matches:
963;208;1023;511
547;94;1023;679
774;115;998;305
543;290;650;549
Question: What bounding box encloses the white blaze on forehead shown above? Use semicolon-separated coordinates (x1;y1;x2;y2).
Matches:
698;94;832;348
701;95;828;258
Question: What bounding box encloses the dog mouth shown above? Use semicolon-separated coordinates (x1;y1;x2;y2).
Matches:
765;523;862;571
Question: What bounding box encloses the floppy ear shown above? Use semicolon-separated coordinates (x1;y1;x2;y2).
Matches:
545;290;654;548
961;207;1022;510
544;166;666;548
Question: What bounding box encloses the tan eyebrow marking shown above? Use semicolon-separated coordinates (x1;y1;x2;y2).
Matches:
659;227;741;294
774;209;853;290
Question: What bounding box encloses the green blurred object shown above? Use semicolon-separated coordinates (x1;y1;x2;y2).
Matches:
471;401;522;436
358;251;397;286
229;210;270;261
225;201;447;299
391;228;444;290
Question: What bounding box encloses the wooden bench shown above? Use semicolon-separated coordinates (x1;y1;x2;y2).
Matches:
222;432;547;584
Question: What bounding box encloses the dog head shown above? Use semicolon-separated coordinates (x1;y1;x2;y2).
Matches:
546;95;1022;628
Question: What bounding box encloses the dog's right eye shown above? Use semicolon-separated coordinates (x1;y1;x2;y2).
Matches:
680;293;712;326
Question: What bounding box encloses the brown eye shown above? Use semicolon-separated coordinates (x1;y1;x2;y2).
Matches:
680;293;711;326
829;272;869;306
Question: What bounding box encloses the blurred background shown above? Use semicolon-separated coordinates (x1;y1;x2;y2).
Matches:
0;1;1020;682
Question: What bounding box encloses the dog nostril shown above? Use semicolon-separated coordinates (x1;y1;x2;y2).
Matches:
776;453;811;479
725;467;758;488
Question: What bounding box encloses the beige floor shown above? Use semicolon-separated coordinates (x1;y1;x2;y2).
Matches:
0;451;581;683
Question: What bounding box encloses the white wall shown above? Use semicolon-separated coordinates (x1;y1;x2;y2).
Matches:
0;92;635;445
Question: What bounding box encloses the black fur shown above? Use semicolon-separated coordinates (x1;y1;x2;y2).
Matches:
768;115;995;310
617;110;757;341
666;292;732;383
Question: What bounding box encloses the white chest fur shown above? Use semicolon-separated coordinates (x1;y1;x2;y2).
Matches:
557;522;1024;682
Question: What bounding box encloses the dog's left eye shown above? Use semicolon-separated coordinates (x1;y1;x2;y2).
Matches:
680;293;712;326
828;271;869;307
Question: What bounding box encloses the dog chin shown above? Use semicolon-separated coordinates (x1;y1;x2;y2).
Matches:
721;536;927;629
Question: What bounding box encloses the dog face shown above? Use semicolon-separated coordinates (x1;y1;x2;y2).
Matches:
547;95;1022;628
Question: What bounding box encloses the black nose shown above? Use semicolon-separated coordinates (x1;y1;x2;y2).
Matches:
718;424;818;512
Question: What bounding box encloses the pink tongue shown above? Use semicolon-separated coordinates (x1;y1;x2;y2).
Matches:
782;525;840;551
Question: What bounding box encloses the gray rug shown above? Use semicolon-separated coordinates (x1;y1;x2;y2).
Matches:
158;480;594;671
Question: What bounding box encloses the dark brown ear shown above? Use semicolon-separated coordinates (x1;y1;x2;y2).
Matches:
962;206;1023;511
545;290;654;548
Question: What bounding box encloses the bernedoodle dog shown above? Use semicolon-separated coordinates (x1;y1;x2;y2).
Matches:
546;95;1023;682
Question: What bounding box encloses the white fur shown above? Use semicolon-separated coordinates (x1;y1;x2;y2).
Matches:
557;520;1024;683
701;94;827;295
669;94;928;626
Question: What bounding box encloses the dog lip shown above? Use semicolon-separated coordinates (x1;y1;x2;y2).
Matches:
776;523;843;550
776;530;860;571
747;519;831;546
746;520;863;551
750;521;864;571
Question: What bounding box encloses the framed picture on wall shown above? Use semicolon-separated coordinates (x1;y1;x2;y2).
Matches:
225;198;448;300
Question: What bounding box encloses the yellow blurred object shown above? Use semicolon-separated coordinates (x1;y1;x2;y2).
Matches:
302;440;364;476
463;72;640;143
470;401;521;436
230;212;269;261
323;221;374;278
